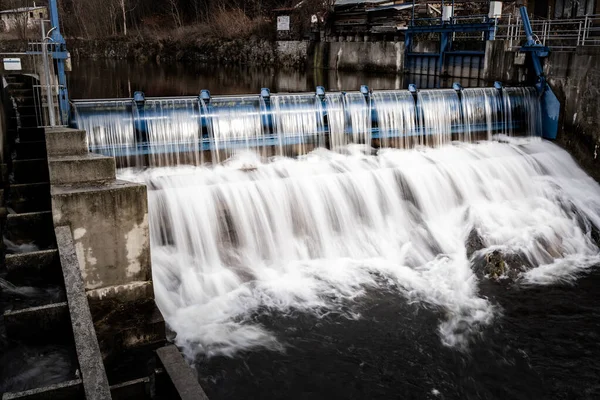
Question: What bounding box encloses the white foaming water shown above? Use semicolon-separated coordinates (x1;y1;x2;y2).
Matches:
124;139;600;359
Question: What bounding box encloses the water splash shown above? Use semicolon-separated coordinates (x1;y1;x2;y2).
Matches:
124;139;600;359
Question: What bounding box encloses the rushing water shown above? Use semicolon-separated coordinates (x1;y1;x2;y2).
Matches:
73;87;540;168
129;138;600;359
75;59;600;399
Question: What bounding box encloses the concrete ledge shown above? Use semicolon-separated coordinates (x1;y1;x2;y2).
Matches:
156;346;209;400
55;226;112;400
5;249;60;282
2;379;84;400
87;281;154;303
45;128;88;157
48;154;116;185
110;377;150;400
4;302;70;343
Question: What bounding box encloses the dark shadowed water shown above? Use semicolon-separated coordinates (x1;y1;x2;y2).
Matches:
66;59;483;99
196;270;600;400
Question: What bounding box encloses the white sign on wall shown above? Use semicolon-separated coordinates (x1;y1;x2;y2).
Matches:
3;58;22;71
277;15;290;31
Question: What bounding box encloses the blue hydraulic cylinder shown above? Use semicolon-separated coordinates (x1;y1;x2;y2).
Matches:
519;6;560;140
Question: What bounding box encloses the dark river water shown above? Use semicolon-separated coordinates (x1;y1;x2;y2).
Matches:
66;59;600;400
66;59;483;99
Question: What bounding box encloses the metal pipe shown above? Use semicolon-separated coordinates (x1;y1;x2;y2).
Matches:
41;22;56;127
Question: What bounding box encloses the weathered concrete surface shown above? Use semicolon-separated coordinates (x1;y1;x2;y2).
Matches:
482;40;521;83
45;128;88;156
2;379;84;400
324;41;405;72
51;180;150;290
48;154;116;185
5;249;60;281
546;46;600;181
45;127;162;359
55;226;112;400
156;346;209;400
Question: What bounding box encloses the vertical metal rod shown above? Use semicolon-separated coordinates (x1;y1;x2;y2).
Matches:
41;22;56;127
577;21;582;46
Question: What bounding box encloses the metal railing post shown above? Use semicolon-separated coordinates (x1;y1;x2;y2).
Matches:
577;21;582;46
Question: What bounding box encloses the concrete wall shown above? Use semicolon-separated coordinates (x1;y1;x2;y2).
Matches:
545;47;600;181
0;7;48;32
482;40;526;83
277;41;308;67
320;41;405;73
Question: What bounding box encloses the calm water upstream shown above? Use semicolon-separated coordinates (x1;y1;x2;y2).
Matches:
69;59;600;400
66;59;483;99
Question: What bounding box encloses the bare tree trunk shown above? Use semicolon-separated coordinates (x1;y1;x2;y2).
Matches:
120;0;127;35
168;0;182;28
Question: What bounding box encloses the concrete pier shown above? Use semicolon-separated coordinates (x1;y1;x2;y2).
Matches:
45;127;163;356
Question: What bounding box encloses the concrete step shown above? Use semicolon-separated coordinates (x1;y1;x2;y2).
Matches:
12;96;36;106
110;377;152;400
13;141;47;160
6;82;26;89
5;249;61;284
45;128;88;156
7;88;34;97
2;379;84;400
4;302;71;344
12;159;50;184
9;183;52;213
4;211;56;252
18;127;46;143
48;154;116;185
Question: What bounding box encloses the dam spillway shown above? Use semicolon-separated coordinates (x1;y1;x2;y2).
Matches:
71;85;542;168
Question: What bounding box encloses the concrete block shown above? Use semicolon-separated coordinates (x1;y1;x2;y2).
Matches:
55;226;112;400
2;379;84;400
45;128;88;157
93;299;165;359
156;346;209;400
4;302;70;344
48;154;116;185
51;180;150;290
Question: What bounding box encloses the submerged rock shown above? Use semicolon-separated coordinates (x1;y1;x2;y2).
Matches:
466;228;485;259
472;250;530;283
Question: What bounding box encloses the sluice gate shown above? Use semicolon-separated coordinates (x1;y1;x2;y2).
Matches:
71;84;546;168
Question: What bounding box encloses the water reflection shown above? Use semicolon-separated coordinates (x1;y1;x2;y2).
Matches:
67;59;484;99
